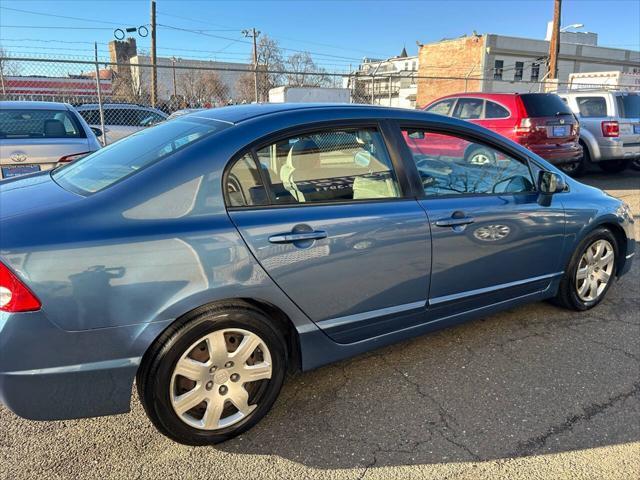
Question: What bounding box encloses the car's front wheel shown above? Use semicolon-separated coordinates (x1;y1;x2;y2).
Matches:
553;228;618;311
137;303;287;445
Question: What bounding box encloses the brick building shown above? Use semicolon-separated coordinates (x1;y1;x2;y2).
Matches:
416;32;640;107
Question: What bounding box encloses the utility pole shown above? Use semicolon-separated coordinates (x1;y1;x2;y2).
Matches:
548;0;562;80
243;28;260;102
150;0;158;107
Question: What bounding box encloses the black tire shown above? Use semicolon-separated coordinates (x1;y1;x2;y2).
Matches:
598;159;631;173
553;227;618;311
464;146;496;165
558;143;587;177
630;158;640;172
137;302;288;445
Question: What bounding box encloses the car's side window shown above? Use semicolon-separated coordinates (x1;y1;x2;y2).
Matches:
452;98;483;120
401;129;535;196
425;99;455;116
254;128;401;205
485;101;510;119
225;154;269;207
576;97;607;117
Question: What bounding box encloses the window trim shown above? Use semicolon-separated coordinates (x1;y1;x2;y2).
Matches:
392;121;539;200
222;120;413;210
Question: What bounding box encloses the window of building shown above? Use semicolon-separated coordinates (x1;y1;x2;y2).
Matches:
400;129;535;196
494;60;504;80
514;61;524;81
252;128;401;204
531;63;540;82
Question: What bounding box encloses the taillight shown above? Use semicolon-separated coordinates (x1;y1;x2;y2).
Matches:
58;151;90;163
0;262;41;312
514;118;534;136
601;121;619;137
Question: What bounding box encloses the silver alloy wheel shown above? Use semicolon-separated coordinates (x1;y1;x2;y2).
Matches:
169;328;272;430
575;239;615;302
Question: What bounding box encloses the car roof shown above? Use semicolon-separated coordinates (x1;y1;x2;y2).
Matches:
0;100;72;110
190;103;428;125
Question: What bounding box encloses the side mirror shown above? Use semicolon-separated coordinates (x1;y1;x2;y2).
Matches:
90;127;103;138
538;171;566;194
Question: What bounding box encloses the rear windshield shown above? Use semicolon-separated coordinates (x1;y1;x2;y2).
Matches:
519;93;573;117
0;108;86;139
616;94;640;118
53;117;229;195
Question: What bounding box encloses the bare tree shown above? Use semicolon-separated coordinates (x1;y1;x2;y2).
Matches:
112;69;150;104
235;35;284;102
178;70;229;106
285;52;330;88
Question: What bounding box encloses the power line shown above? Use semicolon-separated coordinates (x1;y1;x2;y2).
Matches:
0;25;115;30
0;6;134;27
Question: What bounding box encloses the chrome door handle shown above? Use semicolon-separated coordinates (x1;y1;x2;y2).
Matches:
434;216;475;227
268;230;328;244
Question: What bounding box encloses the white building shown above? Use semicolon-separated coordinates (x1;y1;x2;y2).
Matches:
348;48;418;108
130;55;251;104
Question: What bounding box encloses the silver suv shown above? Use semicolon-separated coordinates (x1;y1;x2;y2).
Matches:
558;90;640;175
76;104;167;144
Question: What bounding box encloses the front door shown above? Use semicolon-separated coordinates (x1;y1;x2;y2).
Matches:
399;127;565;317
225;125;431;344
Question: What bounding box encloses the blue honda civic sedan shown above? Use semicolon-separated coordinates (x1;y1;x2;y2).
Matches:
0;104;635;445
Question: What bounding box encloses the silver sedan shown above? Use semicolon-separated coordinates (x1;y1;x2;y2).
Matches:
0;101;102;180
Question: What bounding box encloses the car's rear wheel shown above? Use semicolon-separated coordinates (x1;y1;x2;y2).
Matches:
598;159;630;173
137;303;287;445
553;228;617;311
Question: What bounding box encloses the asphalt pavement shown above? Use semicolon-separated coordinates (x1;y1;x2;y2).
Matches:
1;169;639;480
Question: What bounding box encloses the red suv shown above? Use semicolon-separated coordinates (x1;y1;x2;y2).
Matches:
423;93;583;173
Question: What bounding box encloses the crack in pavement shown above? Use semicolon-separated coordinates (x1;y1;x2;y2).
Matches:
513;381;640;457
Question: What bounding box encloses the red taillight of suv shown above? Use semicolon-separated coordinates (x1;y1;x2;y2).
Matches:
601;121;619;138
0;262;41;312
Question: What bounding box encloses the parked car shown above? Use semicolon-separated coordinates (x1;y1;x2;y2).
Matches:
75;103;167;143
558;90;640;174
0;104;634;445
423;93;583;175
0;101;101;180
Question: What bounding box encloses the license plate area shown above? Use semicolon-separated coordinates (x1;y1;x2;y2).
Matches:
549;125;569;137
1;164;41;178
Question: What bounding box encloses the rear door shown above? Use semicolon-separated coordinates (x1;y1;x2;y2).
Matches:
225;122;431;344
482;99;516;140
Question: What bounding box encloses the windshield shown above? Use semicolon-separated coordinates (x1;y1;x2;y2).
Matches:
519;93;573;117
616;94;640;118
53;117;229;195
0;108;85;139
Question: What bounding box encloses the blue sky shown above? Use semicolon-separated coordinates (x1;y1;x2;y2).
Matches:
1;0;638;71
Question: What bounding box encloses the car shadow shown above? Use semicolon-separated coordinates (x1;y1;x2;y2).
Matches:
218;241;639;469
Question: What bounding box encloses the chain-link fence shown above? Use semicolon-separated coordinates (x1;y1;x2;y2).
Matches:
1;56;638;145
